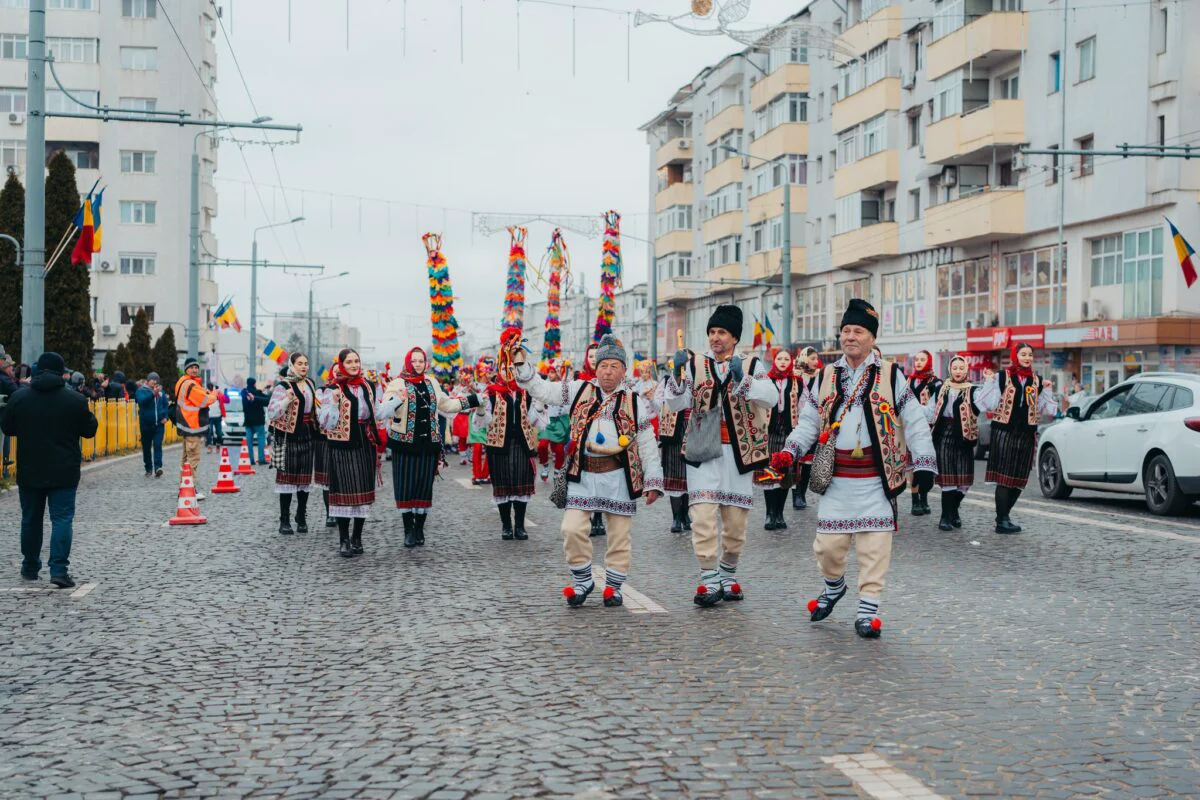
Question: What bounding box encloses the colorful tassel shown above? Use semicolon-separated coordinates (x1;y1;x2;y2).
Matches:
592;210;622;343
502;226;528;334
423;233;464;383
538;229;571;373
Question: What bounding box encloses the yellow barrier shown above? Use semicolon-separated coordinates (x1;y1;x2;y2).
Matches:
2;398;181;483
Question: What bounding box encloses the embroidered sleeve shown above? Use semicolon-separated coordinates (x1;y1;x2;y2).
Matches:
1037;385;1059;418
637;407;664;487
899;384;938;474
784;401;821;457
663;369;692;413
375;390;402;422
894;374;916;411
920;398;936;426
316;388;339;431
266;384;292;422
433;380;470;416
741;368;777;408
975;378;1000;414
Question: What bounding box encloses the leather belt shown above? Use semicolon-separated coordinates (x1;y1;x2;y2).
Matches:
582;455;622;474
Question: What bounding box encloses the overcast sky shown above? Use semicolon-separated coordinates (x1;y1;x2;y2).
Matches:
211;0;802;359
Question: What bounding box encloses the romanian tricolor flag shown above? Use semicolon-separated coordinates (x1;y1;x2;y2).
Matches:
91;188;104;251
752;318;764;350
763;314;775;347
263;339;287;365
1166;218;1198;289
319;365;331;383
213;298;242;332
69;193;97;266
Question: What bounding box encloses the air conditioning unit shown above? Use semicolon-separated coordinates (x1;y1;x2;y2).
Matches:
901;71;916;89
1012;152;1028;171
1094;301;1111;321
99;260;113;272
942;165;958;187
678;138;692;150
101;324;116;336
8;112;24;125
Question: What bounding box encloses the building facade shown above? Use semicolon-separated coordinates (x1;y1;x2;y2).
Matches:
642;0;1200;392
0;0;221;368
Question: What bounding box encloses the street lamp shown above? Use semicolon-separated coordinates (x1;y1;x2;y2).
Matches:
315;302;351;370
308;271;350;359
250;217;305;380
722;144;793;352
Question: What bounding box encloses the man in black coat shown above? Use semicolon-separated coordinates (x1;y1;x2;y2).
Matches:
0;352;99;588
241;377;270;465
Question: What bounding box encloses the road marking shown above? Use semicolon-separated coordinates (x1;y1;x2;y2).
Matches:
454;478;477;489
525;519;539;529
591;566;667;614
69;582;97;599
0;582;96;597
960;498;1200;543
822;753;947;800
1012;496;1200;531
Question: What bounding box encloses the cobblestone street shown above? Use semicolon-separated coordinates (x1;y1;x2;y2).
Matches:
2;451;1197;799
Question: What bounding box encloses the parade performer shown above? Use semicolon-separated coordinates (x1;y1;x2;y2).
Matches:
314;367;334;528
930;355;981;531
906;349;943;516
656;369;691;534
759;347;804;531
382;347;480;548
575;342;606;536
467;356;495;485
976;343;1057;534
537;360;570;481
663;305;776;607
267;352;318;535
513;333;663;607
792;346;822;509
774;299;937;638
317;349;402;558
450;369;474;465
482;330;540;540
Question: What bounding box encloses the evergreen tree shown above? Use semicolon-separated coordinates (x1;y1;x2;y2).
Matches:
101;349;115;377
0;172;24;359
151;326;180;389
126;308;153;379
284;331;304;357
112;342;130;377
43;151;93;373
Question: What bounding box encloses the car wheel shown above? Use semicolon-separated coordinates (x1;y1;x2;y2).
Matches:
1143;454;1191;515
1038;446;1073;499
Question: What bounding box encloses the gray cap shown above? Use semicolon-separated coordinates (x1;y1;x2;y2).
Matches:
147;371;160;382
593;334;627;368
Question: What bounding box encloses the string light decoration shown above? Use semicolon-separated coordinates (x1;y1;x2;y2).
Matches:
592;211;623;343
501;226;529;334
423;233;464;382
538;229;572;373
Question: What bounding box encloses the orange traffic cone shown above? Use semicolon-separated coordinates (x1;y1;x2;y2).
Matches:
212;447;241;494
168;464;208;525
264;445;272;464
235;439;256;475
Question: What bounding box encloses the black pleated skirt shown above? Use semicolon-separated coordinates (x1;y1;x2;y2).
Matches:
487;445;535;501
393;450;437;509
986;426;1037;489
935;424;975;488
660;440;688;493
327;430;377;517
274;423;314;492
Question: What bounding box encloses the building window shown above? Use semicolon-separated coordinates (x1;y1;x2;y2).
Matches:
755;93;808;139
656;204;692;235
767;42;807;70
932;70;962;121
0;33;26;60
860;113;887;158
863;43;887;87
1047;144;1059;184
1122;227;1163;318
120;150;156;174
932;0;965;41
120;200;157;225
0;138;25;173
882;270;928;334
834;278;870;317
119;97;157;112
0;88;27;114
657;252;692;279
835;191;882;234
1077;135;1094;176
936;258;992;330
119;304;154;324
119;254;156;275
706;235;742;267
122;0;156;17
813;217;821;243
795;285;828;343
837;129;857;168
998;71;1019;100
1002;247;1067;325
0;0;27;6
908;113;920;148
908;188;921;222
1049;52;1061;93
45;89;98;115
1157;8;1168;53
1077;36;1096;82
47;36;97;63
1157;115;1165;148
1089;234;1121;286
48;0;96;8
704;182;742;219
120;46;157;70
59;145;98;170
816;92;824;120
750;220;767;254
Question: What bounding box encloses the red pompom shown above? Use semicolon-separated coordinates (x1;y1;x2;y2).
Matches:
807;599;819;613
818;431;830;445
696;585;708;595
563;586;575;598
603;586;615;599
870;618;882;631
730;583;741;594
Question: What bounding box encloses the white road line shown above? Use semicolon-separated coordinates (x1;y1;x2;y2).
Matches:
525;519;539;528
454;478;477;489
937;492;1200;532
822;753;947;800
69;582;97;599
960;498;1200;543
591;566;667;614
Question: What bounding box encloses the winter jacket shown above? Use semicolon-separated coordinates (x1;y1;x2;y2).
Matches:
0;372;99;488
135;385;170;427
173;375;216;435
241;385;269;427
0;368;17;399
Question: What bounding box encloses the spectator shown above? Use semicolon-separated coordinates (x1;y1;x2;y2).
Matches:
241;377;270;465
0;352;99;588
174;357;218;498
69;371;88;397
0;347;16;471
206;383;226;453
135;372;169;477
104;371;127;400
124;377;138;399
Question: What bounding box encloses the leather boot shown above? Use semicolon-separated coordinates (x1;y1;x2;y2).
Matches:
295;492;309;533
669;496;684;533
681;495;692;531
937;492;955;531
911;492;925;516
995;487;1022;534
350;521;365;555
414;513;427;546
950;491;964;528
775;488;788;530
763;489;778;530
403;512;417;548
792;486;807;510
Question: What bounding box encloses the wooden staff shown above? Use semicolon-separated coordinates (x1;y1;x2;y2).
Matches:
43;224;78;278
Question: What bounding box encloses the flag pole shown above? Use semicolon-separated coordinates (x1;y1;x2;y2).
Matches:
42;224;78;278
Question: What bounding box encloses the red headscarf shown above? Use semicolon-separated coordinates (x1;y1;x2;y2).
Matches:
1010;344;1034;380
910;350;935;381
402;347;428;386
767;347;792;380
332;358;366;390
578;342;599;382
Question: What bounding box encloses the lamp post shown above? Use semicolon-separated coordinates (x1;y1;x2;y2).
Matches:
722;145;792;351
315;303;350;370
308;271;350;359
250;217;304;381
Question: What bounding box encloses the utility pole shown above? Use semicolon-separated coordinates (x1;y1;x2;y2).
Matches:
249;218;305;381
20;0;45;365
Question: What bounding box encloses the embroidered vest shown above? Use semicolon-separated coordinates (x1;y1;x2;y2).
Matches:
817;362;909;499
689;354;770;474
933;384;979;442
327;382;377;445
565;383;646;497
908;375;942;404
770;376;803;429
485;390;538;452
992;370;1041;428
270;380;315;434
388;377;443;445
658;406;689;443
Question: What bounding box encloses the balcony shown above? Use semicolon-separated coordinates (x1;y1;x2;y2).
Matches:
705;263;744;293
657;278;697;304
831;222;899;269
832;77;901;134
655;229;693;258
924;188;1025;247
704;157;743;192
705;104;745;144
924;100;1025;164
749;123;809;163
201;183;218;215
834;150;900;198
927;12;1029;80
751;63;810;110
748;185;808;221
656;137;694;170
703;210;743;244
841;4;903;58
655;181;694;213
747;247;806;281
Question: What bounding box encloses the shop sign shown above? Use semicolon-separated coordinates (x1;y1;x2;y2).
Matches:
965;325;1045;352
1082;326;1119;342
907;247;959;271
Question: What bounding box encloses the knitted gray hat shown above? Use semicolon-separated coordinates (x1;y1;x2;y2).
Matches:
593;334;627;368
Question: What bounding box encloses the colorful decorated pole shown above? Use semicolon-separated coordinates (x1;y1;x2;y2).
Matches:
501;226;528;334
538;228;571;373
592;210;622;342
424;233;463;382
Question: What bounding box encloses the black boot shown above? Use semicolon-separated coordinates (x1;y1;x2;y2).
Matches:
911;492;926;516
919;490;931;515
794;465;810;509
414;513;427;546
295;491;309;533
590;511;606;537
995;487;1022;534
937;491;955;531
763;488;778;530
403;512;417;548
324;490;336;528
669;496;684;533
279;494;294;535
950;491;964;528
775;488;788;530
792;486;807;510
337;519;353;558
681;495;692;531
499;502;514;540
513;502;529;540
351;519;365;555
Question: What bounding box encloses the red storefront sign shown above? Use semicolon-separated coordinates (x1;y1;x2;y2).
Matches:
965;325;1045;352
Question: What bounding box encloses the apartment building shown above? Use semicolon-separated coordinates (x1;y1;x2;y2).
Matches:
0;0;221;368
642;0;1200;393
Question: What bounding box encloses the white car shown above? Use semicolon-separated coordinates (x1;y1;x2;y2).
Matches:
1037;373;1200;515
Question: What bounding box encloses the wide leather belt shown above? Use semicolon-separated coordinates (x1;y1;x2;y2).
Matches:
582;455;622;474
